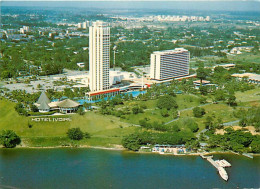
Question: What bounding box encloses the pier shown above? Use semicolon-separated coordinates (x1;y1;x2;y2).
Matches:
242;153;254;159
200;154;231;181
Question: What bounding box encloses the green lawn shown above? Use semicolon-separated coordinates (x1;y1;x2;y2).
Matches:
228;52;260;64
1;88;259;147
179;87;260;131
235;88;260;103
0;99;138;147
117;94;200;125
180;103;238;131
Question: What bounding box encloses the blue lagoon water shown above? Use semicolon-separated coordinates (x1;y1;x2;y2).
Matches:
0;149;259;189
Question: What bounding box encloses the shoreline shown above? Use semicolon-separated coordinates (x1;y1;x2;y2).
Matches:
3;145;259;157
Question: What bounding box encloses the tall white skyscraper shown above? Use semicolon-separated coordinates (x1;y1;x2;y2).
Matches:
89;21;110;92
150;48;190;81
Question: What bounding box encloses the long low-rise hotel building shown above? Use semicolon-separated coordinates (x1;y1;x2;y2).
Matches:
150;48;190;81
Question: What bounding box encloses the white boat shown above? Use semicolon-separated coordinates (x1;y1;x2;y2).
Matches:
218;167;228;181
215;159;231;168
220;159;231;167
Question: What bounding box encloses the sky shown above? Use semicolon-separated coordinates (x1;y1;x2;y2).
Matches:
2;0;260;1
1;0;259;12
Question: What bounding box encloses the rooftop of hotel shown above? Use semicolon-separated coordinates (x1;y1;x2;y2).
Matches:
92;20;109;27
88;88;120;96
152;48;188;55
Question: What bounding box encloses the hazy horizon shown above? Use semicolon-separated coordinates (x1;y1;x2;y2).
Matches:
1;1;260;12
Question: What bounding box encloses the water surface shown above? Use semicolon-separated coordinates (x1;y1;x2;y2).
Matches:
0;149;259;189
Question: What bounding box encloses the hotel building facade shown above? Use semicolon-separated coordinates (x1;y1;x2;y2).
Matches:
150;48;190;81
89;21;110;92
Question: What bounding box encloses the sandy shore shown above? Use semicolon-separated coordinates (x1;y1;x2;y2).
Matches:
5;145;260;156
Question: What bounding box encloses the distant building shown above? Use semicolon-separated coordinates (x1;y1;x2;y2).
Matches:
89;21;110;92
150;48;190;81
82;21;90;29
23;26;29;32
193;80;218;90
20;28;25;34
78;23;82;29
20;26;29;34
232;73;260;84
213;63;235;70
77;62;85;68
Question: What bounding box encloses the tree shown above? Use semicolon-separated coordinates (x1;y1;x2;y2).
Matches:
67;128;84;140
157;95;178;110
186;140;200;152
84;132;91;139
30;104;38;112
196;67;208;83
132;106;143;114
214;90;226;101
0;130;21;148
15;103;28;116
122;134;141;151
204;116;214;129
227;94;237;106
161;108;169;117
83;102;92;110
193;107;206;118
77;107;85;115
250;137;260;153
181;117;199;133
199;85;208;95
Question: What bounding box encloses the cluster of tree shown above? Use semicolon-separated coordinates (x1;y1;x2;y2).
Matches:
98;94;148;117
0;36;90;79
157;95;178;110
15;103;28;116
139;119;178;132
207;128;259;153
179;118;199;133
62;87;90;99
193;107;206;118
0;130;21;148
67;128;90;141
122;130;196;151
234;107;260;131
7;90;41;104
204;115;224;130
196;64;255;100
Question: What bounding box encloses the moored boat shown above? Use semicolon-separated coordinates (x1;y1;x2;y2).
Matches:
218;167;228;181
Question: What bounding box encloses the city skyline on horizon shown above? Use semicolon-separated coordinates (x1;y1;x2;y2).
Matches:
2;0;259;12
2;0;259;1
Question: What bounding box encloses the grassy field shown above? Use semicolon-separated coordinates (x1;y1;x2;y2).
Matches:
117;94;200;125
235;88;260;103
178;88;260;131
180;103;238;131
0;99;138;147
1;88;259;147
228;52;260;64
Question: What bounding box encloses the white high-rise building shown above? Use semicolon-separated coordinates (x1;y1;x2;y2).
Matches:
89;21;110;92
78;23;82;29
83;21;90;29
150;48;190;81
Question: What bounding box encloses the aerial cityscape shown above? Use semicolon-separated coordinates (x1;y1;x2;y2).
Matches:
0;1;259;188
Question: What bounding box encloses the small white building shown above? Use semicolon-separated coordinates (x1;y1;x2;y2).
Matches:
77;62;85;68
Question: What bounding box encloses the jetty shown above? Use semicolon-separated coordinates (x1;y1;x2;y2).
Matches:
200;154;231;181
242;153;253;159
